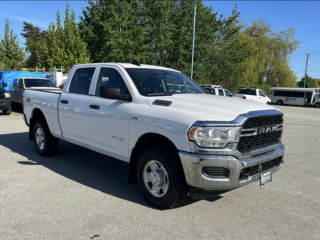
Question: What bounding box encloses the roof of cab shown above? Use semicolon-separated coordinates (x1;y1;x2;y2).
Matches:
73;63;180;72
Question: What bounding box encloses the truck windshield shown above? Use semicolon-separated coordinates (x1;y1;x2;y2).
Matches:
125;68;205;96
25;79;55;88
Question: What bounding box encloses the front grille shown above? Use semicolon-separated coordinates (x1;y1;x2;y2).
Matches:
239;156;283;180
202;167;230;179
0;91;4;99
238;131;282;152
237;114;283;153
243;115;283;129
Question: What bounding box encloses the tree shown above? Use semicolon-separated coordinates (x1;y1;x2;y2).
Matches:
21;22;47;68
0;17;25;70
79;0;149;63
241;19;300;93
298;74;319;88
38;3;90;71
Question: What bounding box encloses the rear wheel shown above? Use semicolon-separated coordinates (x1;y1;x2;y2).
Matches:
3;107;11;115
33;120;59;156
137;146;188;209
315;103;320;108
277;100;283;105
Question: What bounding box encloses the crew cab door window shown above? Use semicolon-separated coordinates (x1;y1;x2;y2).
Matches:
95;68;130;96
218;89;224;96
69;68;95;95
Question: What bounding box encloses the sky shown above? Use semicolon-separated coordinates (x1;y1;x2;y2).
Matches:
0;1;319;80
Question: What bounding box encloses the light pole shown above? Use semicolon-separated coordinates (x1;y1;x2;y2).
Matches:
191;0;196;79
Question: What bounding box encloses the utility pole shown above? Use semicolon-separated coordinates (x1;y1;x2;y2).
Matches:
191;0;196;79
303;53;310;88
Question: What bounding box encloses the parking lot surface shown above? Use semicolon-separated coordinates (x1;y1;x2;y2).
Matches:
0;105;319;240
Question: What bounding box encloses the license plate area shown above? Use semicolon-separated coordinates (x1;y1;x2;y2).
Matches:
260;171;272;186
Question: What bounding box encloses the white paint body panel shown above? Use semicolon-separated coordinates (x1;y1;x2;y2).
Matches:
234;89;271;104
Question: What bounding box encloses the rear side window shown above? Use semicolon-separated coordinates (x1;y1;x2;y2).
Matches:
239;89;256;95
206;88;215;95
218;89;224;96
19;79;24;87
69;68;95;95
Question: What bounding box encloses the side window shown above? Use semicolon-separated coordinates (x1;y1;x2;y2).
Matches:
69;68;95;95
95;68;129;96
224;90;232;96
12;79;18;87
218;89;224;96
19;79;24;87
259;90;265;97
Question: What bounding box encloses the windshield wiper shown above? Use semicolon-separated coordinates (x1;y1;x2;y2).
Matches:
147;93;173;96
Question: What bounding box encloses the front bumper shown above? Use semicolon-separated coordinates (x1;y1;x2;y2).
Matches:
0;98;11;110
179;144;284;190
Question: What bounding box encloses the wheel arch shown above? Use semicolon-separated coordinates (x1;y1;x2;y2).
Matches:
29;108;47;141
127;133;178;184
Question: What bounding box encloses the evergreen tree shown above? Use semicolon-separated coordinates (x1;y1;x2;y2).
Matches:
79;0;149;63
38;3;90;71
0;17;25;70
21;22;47;68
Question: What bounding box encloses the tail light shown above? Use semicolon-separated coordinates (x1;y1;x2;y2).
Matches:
243;96;246;99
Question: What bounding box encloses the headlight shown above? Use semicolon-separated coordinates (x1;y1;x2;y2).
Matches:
188;126;240;148
4;92;10;98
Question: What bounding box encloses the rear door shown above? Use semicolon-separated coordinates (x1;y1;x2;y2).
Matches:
58;67;97;146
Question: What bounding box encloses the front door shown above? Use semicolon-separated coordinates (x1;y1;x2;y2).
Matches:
87;67;132;160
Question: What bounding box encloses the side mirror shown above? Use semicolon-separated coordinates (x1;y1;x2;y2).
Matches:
14;84;20;89
2;83;7;87
100;86;131;101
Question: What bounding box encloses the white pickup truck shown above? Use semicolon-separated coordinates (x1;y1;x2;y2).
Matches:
234;88;271;104
23;62;285;209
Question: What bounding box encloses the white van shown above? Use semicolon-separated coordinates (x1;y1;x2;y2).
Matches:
269;87;320;107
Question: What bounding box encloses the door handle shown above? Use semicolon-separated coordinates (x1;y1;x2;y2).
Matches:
89;104;100;109
60;100;69;104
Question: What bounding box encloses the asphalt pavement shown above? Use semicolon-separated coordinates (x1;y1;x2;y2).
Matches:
0;105;319;240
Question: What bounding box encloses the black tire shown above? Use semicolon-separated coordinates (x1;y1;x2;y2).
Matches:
33;120;59;156
267;102;271;105
277;100;283;105
3;107;11;115
315;103;320;108
137;146;188;210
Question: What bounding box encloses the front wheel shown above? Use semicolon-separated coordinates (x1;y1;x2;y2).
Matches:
33;120;59;156
315;103;320;108
3;107;11;115
137;146;188;209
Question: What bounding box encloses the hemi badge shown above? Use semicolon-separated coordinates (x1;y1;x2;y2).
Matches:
153;100;172;106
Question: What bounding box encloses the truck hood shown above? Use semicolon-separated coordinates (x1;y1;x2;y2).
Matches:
147;94;277;121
